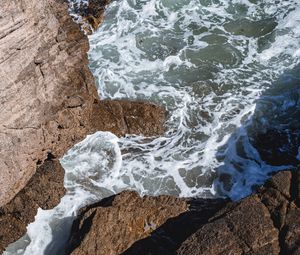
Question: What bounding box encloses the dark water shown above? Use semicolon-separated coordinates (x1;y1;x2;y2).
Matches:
4;0;300;254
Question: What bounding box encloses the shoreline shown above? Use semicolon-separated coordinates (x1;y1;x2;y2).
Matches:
0;1;299;254
0;0;166;253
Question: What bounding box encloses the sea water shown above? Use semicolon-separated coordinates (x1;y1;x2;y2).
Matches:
4;0;300;254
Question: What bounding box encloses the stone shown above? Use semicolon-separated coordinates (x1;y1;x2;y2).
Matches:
0;0;97;207
0;0;166;252
0;159;65;254
69;0;112;34
177;169;300;255
78;169;299;255
67;191;188;255
0;0;165;208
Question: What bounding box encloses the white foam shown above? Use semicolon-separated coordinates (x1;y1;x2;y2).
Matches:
5;0;300;253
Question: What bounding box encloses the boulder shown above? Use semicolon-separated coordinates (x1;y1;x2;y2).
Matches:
177;169;300;255
70;169;300;255
67;191;189;255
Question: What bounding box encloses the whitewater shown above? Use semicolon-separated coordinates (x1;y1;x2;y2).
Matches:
4;0;300;254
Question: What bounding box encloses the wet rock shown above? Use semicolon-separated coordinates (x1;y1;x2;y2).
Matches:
250;129;300;166
0;159;65;254
0;0;165;207
70;0;112;34
74;169;299;255
177;168;300;255
91;100;166;137
67;191;188;255
0;0;165;251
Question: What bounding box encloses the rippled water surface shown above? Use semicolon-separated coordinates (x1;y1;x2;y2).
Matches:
5;0;300;254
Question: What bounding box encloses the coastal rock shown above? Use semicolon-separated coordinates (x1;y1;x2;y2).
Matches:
72;169;300;255
177;168;300;255
91;100;166;137
67;191;188;255
251;129;300;166
0;0;97;208
0;0;165;207
71;0;112;34
0;159;65;254
0;0;165;252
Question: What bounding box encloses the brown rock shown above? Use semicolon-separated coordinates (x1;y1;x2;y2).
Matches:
0;0;97;207
0;0;165;208
91;100;166;137
0;0;166;252
121;198;227;255
177;169;300;255
70;0;112;34
67;191;188;255
0;159;65;254
178;196;280;255
105;169;299;255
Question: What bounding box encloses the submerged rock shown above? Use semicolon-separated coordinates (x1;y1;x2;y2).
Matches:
67;169;300;255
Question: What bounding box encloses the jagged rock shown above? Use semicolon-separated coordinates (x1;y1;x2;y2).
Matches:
71;169;299;255
0;0;165;252
69;0;112;34
91;100;166;137
67;191;189;255
0;159;65;254
177;169;300;255
0;0;97;207
0;0;165;207
121;198;228;255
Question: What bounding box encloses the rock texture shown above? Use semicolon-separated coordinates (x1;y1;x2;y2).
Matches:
0;0;165;252
70;0;112;34
0;100;165;255
91;100;166;137
68;169;300;255
0;159;65;254
0;0;96;207
0;0;165;207
177;169;300;255
67;191;189;255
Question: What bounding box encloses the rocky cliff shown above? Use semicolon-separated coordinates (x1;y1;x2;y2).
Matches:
0;0;165;252
0;0;96;207
0;0;165;208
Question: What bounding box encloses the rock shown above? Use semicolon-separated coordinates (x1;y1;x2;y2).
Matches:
177;168;300;255
0;0;165;251
69;0;112;34
121;198;228;255
67;191;188;255
0;159;65;254
0;0;97;207
74;169;298;255
0;0;165;207
178;196;280;255
250;129;300;166
91;100;166;137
